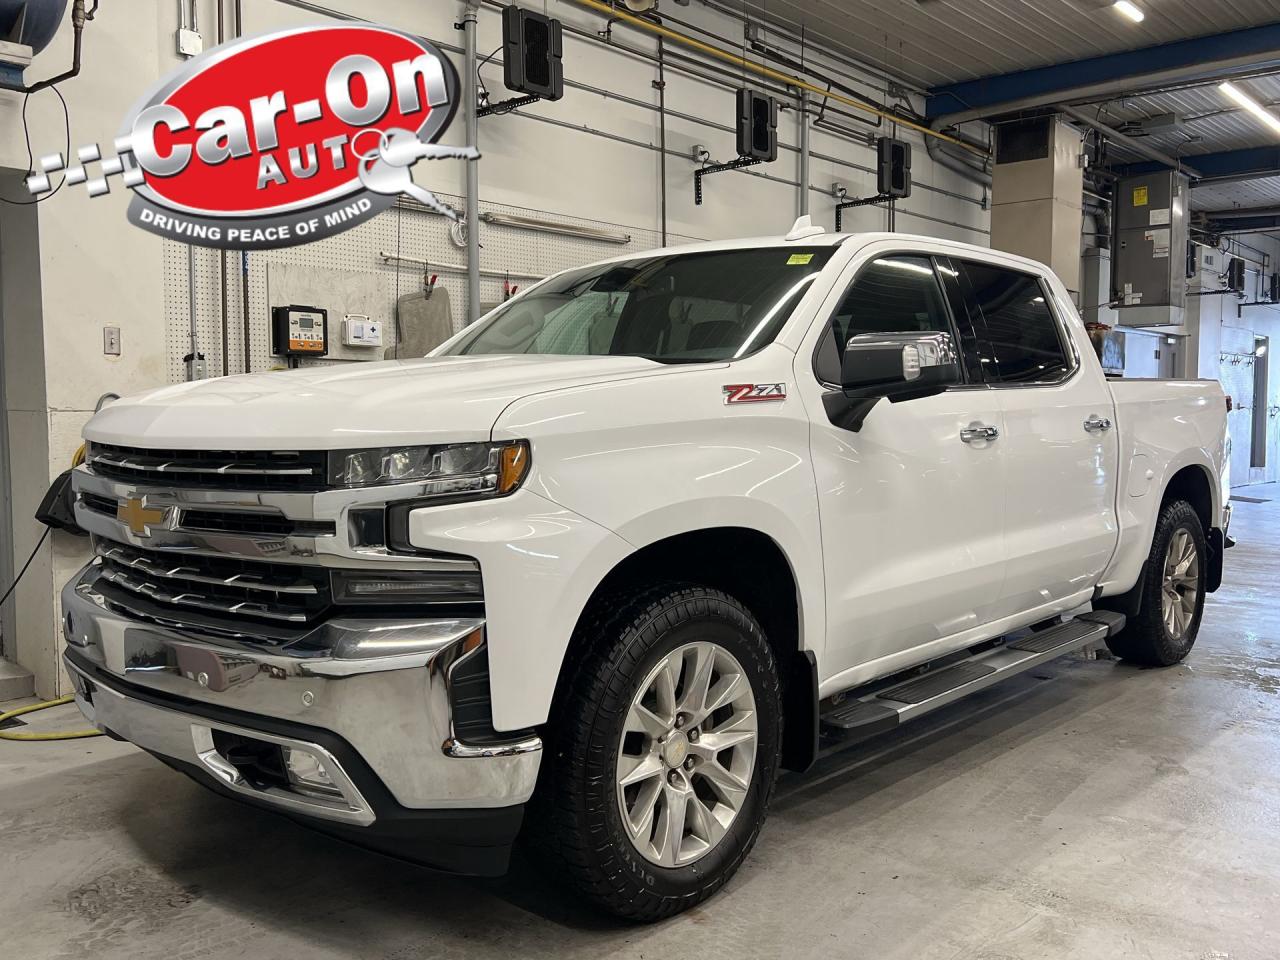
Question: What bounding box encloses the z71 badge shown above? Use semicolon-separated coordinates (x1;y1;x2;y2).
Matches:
723;383;787;404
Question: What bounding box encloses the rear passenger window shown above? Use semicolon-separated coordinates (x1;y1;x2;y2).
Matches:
815;256;954;383
958;261;1072;384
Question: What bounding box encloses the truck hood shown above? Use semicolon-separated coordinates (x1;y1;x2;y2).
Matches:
84;355;687;449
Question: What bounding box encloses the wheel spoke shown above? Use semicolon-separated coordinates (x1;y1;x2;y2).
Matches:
626;703;669;739
678;643;716;719
697;759;750;803
689;795;726;848
617;752;663;788
696;726;757;754
653;655;679;725
625;778;662;841
702;671;745;718
654;786;689;866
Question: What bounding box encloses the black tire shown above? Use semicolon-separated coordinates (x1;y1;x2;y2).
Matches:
1106;499;1207;667
529;583;782;922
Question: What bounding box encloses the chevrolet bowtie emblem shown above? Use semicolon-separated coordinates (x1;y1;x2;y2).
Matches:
117;497;168;537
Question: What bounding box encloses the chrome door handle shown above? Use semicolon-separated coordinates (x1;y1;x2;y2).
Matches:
1083;416;1113;432
960;424;1000;443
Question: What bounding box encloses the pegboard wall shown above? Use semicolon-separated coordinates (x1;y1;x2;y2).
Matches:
163;193;702;382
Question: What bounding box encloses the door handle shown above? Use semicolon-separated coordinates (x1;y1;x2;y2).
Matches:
960;424;1000;443
1083;415;1113;432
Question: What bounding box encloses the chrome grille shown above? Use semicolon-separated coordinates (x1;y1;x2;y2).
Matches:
78;491;335;540
95;541;331;625
87;443;328;491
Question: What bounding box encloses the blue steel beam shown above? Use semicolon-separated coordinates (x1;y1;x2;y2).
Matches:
1119;146;1280;182
926;23;1280;120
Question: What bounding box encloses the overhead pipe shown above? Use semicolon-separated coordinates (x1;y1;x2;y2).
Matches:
217;0;228;376
926;133;991;188
683;0;926;97
1057;105;1202;178
22;0;93;94
798;90;810;217
657;36;668;246
562;0;984;155
234;0;251;374
462;0;482;323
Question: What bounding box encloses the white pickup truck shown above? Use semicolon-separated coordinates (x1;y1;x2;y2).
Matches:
63;222;1230;920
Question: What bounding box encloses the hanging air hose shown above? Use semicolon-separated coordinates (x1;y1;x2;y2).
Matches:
0;441;102;742
0;695;100;741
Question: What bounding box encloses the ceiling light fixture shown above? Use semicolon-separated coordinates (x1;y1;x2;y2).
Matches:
1219;81;1280;138
1113;1;1145;22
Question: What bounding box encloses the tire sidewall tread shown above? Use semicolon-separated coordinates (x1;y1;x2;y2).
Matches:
1106;499;1207;667
529;582;782;922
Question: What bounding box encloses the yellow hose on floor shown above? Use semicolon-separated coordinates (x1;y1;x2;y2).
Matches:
0;694;102;741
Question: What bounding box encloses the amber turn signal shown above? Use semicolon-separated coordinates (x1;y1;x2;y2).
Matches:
498;441;531;495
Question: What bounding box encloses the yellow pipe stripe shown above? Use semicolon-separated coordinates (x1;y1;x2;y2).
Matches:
564;0;986;155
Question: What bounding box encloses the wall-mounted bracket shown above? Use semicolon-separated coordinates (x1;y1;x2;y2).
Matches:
835;193;891;231
695;156;764;205
478;94;542;117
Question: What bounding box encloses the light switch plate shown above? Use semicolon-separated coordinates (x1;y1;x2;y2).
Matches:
103;326;121;356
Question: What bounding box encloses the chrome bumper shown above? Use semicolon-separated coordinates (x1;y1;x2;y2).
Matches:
62;565;541;823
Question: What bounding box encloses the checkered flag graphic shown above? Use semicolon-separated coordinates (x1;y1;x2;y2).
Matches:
25;136;146;198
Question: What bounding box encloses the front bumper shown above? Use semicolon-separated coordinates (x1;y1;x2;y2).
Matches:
62;566;542;874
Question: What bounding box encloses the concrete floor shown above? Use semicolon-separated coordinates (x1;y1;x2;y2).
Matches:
3;488;1278;960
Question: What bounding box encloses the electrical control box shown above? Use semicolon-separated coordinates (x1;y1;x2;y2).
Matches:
1112;171;1190;327
503;6;564;101
342;314;384;348
271;305;328;357
1227;257;1246;293
736;88;778;163
877;137;912;200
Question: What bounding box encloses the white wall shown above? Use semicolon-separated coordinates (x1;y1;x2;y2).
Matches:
0;0;990;695
1185;234;1280;486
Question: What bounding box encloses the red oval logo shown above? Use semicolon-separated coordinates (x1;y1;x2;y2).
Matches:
123;24;459;222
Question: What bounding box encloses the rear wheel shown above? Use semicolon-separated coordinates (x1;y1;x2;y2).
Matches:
1106;499;1207;666
531;584;782;921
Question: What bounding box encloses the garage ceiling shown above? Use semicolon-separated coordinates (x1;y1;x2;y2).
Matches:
730;0;1280;90
1094;73;1280;160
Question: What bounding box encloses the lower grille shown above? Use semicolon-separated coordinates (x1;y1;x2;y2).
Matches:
95;541;331;625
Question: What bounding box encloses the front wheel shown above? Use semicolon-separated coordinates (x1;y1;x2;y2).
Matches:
530;584;782;922
1106;499;1207;666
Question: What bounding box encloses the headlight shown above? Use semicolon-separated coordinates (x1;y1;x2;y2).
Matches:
327;440;531;495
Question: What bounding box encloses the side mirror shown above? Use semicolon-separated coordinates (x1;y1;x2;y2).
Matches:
840;331;960;401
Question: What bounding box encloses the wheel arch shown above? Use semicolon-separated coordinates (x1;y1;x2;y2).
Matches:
554;526;820;773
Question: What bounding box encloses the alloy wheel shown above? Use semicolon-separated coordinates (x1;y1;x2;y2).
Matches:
1161;527;1200;639
615;640;758;868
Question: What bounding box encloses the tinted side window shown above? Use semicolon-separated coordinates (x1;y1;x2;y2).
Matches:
958;262;1071;384
815;256;953;383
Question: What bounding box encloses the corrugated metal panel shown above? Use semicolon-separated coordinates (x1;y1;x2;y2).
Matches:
1092;74;1280;211
1193;175;1280;211
735;0;1280;89
1098;74;1280;158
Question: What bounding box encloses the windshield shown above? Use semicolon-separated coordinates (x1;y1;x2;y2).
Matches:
445;246;837;363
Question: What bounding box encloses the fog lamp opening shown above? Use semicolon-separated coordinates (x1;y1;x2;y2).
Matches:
283;746;345;801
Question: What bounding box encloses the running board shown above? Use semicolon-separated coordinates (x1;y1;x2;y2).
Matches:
820;611;1125;746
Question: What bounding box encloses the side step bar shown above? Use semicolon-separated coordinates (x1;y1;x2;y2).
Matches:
819;611;1126;747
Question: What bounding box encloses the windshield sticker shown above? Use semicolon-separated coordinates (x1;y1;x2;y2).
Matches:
786;253;815;265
